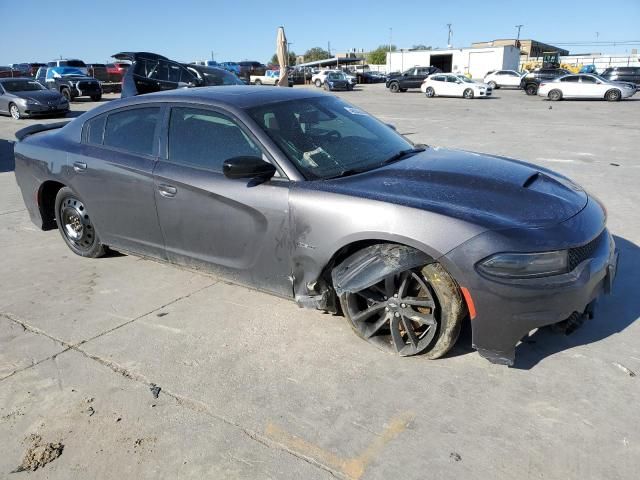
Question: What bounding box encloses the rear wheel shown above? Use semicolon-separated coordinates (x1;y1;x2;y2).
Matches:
9;103;21;120
548;89;562;101
254;79;262;85
91;94;102;101
605;89;621;102
525;83;538;95
389;82;400;93
487;81;497;89
463;88;474;99
314;79;322;87
425;87;435;97
339;261;465;358
54;187;106;258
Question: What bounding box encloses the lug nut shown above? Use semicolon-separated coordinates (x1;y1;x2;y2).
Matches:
394;312;400;317
385;307;389;311
401;303;406;308
393;293;398;298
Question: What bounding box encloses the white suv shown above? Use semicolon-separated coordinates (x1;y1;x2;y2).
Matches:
483;70;522;89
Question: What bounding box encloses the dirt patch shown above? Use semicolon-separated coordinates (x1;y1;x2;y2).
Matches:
12;437;64;472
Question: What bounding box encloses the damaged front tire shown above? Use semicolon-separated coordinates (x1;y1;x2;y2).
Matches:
335;246;465;358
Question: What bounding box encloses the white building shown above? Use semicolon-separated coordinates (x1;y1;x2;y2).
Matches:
386;45;521;79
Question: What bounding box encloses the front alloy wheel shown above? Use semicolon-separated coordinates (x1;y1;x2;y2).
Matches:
55;187;106;258
9;103;21;120
340;262;465;358
463;88;474;99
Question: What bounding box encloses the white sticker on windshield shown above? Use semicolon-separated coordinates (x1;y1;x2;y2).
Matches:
344;107;368;116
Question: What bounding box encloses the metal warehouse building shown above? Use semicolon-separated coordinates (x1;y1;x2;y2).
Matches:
386;45;521;79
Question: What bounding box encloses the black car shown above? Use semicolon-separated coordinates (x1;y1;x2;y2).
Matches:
520;68;571;95
386;66;441;93
35;66;102;101
114;52;244;98
238;61;267;83
323;72;352;91
601;67;640;87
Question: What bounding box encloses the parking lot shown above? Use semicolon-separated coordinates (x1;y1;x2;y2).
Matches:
1;84;639;479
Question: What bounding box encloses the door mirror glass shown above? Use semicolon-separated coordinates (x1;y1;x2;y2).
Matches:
223;156;276;180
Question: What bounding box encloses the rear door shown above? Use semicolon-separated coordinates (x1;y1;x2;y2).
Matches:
70;105;166;258
503;71;521;86
153;104;292;296
559;75;580;97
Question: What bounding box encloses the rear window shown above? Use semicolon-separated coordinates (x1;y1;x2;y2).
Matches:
64;60;87;68
85;114;107;145
103;107;160;156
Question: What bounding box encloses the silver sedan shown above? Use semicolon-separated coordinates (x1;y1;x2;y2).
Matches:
0;78;69;119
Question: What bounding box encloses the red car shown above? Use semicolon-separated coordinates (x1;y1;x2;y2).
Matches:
105;62;130;83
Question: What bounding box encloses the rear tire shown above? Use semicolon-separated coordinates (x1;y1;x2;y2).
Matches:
389;82;400;93
54;187;106;258
463;88;474;99
487;81;497;89
425;87;435;98
605;89;621;102
91;94;102;101
314;79;322;87
548;89;562;101
525;83;538;95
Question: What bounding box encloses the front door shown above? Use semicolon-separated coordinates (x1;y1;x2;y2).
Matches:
153;105;292;296
68;105;166;258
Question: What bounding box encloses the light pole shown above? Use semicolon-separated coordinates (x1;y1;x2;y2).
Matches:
389;27;393;71
515;24;524;48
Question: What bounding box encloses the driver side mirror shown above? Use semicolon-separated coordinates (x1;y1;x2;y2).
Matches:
223;156;276;180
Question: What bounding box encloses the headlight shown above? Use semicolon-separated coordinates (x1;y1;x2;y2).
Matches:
477;251;568;278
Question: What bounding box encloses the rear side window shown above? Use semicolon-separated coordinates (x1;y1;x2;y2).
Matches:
168;107;262;173
103;107;160;156
85;115;107;145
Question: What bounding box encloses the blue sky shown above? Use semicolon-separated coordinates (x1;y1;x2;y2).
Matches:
2;0;639;64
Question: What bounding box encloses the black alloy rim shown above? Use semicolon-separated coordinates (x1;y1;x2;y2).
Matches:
345;269;439;356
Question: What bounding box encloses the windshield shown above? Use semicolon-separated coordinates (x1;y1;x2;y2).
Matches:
2;80;45;92
458;76;474;83
247;96;415;180
51;67;84;77
328;73;345;80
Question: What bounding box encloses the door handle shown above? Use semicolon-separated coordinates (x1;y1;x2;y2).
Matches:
73;161;87;172
158;184;177;197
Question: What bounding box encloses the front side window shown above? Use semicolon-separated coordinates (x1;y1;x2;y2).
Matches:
580;76;597;84
168;107;262;173
561;76;579;82
103;107;160;156
247;96;414;180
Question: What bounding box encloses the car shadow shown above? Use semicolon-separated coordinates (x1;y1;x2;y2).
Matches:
446;235;640;368
513;235;639;369
0;139;14;173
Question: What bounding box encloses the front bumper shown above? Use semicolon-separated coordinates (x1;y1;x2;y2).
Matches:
21;102;69;116
442;197;617;365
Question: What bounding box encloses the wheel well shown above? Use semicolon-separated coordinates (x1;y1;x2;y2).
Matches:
38;180;65;230
605;88;620;97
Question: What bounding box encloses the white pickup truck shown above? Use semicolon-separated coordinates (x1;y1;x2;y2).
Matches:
250;69;292;86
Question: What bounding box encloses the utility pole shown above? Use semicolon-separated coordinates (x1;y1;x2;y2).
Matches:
446;24;452;49
389;27;393;70
515;24;524;48
211;50;217;61
328;41;331;56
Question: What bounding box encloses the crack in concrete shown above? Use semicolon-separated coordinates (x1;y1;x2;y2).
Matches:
0;208;27;216
0;280;342;479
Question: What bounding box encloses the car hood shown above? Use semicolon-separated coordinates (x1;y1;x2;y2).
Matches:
56;75;98;81
302;148;588;229
11;89;64;102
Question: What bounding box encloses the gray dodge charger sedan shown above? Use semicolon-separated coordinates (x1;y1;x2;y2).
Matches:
13;86;618;365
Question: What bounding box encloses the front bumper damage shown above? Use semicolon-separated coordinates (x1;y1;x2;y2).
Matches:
443;198;618;366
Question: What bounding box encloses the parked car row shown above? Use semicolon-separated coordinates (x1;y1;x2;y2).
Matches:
382;64;637;102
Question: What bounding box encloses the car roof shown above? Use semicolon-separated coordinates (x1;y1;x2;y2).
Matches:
113;86;327;110
0;77;35;83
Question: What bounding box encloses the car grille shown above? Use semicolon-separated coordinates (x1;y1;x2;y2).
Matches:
568;232;605;271
77;80;99;90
